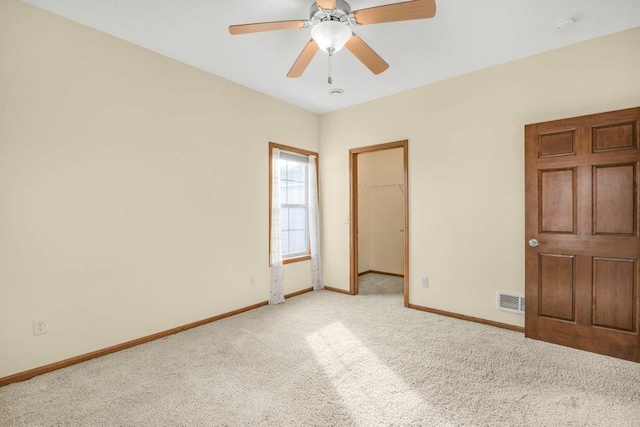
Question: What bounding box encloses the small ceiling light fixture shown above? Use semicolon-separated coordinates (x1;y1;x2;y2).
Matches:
554;17;576;31
311;20;352;54
311;19;352;85
329;88;344;96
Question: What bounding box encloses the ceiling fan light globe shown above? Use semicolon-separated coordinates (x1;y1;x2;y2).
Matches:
311;21;352;53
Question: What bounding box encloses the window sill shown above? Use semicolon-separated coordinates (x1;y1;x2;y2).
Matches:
283;254;311;265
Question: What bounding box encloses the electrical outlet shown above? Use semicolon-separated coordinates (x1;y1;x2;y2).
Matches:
421;277;429;288
249;276;256;286
33;319;47;335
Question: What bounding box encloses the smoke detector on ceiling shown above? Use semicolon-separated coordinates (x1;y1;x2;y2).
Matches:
329;88;344;96
554;17;576;31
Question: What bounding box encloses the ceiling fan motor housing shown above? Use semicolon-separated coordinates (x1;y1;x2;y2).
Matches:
309;0;354;53
309;0;353;24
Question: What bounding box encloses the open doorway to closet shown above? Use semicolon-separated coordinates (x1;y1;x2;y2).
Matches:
350;140;409;306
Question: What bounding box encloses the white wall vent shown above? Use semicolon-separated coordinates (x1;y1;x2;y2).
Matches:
497;292;525;314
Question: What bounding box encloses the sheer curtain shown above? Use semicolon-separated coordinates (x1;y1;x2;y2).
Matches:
269;148;285;304
308;155;323;291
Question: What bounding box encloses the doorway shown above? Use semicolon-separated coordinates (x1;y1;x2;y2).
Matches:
350;140;409;306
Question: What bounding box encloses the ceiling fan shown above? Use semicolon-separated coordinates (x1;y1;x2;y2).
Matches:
229;0;436;81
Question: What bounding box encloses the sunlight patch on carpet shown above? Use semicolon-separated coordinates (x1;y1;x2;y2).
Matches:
306;321;444;424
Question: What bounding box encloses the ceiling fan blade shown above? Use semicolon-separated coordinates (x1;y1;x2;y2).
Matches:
345;35;389;75
229;20;306;35
287;39;320;78
353;0;436;25
316;0;337;9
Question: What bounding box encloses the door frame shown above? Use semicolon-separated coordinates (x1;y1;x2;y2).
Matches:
349;140;409;306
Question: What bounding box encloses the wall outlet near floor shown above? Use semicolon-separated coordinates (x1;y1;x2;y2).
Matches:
421;277;429;288
249;276;256;286
33;319;47;335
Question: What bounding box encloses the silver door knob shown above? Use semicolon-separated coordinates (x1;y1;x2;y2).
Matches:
528;239;539;247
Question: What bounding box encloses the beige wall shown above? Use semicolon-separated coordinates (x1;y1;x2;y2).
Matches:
357;149;404;275
0;0;319;378
321;27;640;327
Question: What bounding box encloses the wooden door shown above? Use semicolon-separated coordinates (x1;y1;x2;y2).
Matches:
525;107;640;362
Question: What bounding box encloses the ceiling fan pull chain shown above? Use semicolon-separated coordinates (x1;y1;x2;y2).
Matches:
328;49;333;85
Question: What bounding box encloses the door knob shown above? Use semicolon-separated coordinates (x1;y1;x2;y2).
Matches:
528;239;545;247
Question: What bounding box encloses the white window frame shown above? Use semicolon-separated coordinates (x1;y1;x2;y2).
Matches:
279;151;309;259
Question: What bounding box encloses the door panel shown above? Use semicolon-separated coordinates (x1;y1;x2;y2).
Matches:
593;122;636;152
539;131;575;157
539;254;575;321
539;169;576;233
525;107;640;362
593;164;636;235
592;258;636;332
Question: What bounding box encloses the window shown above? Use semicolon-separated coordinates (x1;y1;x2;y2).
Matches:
269;143;318;264
279;151;309;257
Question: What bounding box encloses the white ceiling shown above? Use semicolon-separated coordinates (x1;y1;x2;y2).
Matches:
21;0;640;114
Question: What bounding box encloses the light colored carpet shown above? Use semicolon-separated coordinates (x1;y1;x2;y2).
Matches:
2;273;639;426
358;272;404;295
